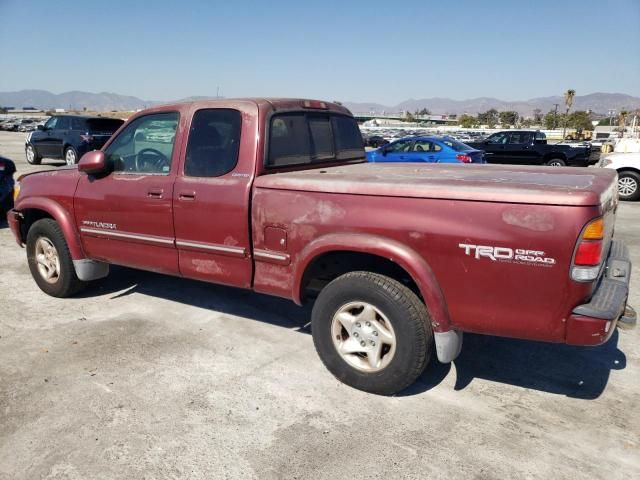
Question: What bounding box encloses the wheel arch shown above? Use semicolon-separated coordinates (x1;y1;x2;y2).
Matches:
17;198;85;260
544;151;567;161
294;233;452;333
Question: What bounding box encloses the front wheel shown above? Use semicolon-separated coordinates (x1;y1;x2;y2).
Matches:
618;171;640;201
26;219;86;297
25;144;42;165
311;271;433;395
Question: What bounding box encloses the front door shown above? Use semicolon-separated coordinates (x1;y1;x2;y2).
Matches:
172;105;256;288
49;116;70;159
482;131;510;164
74;111;182;274
381;139;414;162
503;131;536;165
32;116;59;157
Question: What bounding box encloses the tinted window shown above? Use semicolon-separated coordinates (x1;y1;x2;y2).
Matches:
185;109;241;177
55;117;70;130
509;132;533;144
308;116;334;159
267;113;364;168
71;117;87;130
104;112;178;174
332;116;364;158
86;118;124;133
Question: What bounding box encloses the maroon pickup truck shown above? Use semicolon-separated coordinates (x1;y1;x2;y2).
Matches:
7;98;635;394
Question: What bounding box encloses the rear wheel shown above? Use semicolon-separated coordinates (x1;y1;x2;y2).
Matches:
311;271;433;395
546;158;566;167
26;219;86;297
25;144;42;165
64;146;78;165
617;171;640;201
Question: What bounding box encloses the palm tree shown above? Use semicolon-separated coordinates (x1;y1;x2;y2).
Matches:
562;89;576;139
618;109;629;132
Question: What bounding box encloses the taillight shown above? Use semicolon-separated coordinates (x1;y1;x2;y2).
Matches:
456;154;472;163
571;217;605;281
80;133;94;142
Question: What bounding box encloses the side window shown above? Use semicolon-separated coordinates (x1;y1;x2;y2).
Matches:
185;109;241;177
487;132;509;144
412;140;433;152
104;112;179;174
387;140;412;152
44;117;58;130
56;117;71;130
71;117;86;130
509;132;533;144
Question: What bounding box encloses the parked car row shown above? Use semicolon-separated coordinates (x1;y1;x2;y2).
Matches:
0;117;47;132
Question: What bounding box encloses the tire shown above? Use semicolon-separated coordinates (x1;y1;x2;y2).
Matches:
64;146;78;165
311;271;433;395
25;144;42;165
617;171;640;201
546;158;566;167
26;219;86;297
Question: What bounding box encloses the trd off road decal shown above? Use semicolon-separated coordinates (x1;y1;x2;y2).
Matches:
459;243;556;266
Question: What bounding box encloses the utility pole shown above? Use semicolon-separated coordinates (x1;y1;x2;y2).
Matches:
553;103;559;129
608;109;616;129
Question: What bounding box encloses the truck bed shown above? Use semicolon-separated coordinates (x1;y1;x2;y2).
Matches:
255;163;617;207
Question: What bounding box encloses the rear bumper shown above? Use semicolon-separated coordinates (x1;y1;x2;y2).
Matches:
566;240;633;345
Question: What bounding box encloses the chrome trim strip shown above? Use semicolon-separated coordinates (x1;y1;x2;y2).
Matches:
254;249;290;262
80;227;174;245
175;239;246;256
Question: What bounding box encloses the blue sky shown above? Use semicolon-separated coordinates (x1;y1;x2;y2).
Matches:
1;0;639;104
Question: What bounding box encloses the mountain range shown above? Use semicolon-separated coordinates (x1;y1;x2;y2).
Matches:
1;89;639;117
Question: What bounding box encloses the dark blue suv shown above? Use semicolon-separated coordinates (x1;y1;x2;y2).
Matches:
25;115;124;165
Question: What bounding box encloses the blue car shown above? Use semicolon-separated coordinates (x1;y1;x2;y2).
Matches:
366;135;485;164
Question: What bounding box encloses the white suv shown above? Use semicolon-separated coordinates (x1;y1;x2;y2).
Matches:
600;152;640;201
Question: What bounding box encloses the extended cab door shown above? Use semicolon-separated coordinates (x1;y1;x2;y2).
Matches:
172;104;257;288
503;131;537;164
74;111;182;274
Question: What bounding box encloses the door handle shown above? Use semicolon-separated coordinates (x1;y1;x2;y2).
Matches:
178;191;196;201
147;188;164;198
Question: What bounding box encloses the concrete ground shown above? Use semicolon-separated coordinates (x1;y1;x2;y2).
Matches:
0;131;638;479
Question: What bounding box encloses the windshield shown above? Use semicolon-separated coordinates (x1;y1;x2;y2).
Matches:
266;113;364;168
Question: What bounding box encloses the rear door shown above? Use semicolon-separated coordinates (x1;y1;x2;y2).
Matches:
503;132;537;164
74;111;182;274
408;139;439;162
172;104;257;288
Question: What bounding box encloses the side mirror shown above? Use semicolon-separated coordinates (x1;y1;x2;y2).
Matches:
78;151;109;175
37;125;44;131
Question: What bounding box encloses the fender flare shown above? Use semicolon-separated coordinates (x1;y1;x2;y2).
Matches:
292;232;452;333
17;196;85;260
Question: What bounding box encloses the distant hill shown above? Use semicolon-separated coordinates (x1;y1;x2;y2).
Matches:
2;89;639;117
344;92;640;117
0;89;151;111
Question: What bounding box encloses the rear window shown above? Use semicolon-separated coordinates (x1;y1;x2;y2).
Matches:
86;118;125;133
441;138;472;151
267;113;364;168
